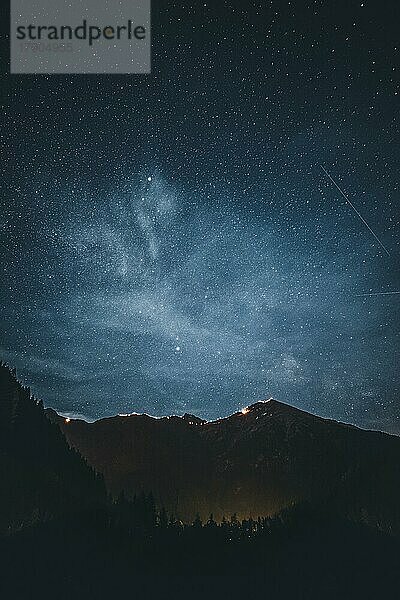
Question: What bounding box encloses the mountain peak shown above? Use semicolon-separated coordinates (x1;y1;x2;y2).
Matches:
249;398;281;409
239;398;289;415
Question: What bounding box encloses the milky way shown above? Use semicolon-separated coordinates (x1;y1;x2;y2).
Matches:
1;1;399;432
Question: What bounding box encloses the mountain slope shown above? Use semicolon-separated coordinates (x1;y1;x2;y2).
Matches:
47;399;400;529
0;363;105;533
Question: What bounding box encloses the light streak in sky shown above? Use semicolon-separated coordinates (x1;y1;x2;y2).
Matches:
355;291;400;297
321;165;391;257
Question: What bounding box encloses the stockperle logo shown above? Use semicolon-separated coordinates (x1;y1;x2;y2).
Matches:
11;0;151;74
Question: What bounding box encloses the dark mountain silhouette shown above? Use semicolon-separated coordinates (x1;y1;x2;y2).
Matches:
1;363;400;599
47;398;400;530
0;363;105;533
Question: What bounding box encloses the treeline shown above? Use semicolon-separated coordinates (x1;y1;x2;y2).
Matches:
112;489;311;540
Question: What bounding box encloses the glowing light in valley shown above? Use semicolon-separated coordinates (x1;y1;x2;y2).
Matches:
65;417;71;423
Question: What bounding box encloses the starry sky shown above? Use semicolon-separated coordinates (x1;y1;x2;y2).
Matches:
1;1;400;432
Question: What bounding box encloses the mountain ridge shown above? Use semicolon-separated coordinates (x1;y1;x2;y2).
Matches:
46;397;400;528
46;397;398;439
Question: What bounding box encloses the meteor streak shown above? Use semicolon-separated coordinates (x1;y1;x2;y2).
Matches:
356;291;400;297
321;165;390;257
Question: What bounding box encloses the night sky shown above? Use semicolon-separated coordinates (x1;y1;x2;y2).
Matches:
2;1;400;432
